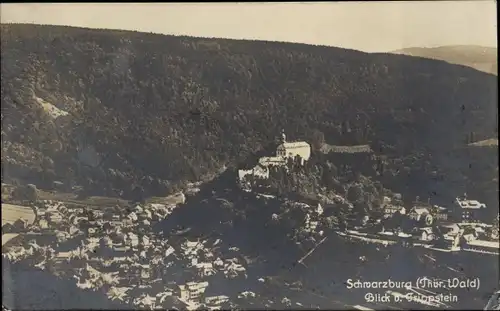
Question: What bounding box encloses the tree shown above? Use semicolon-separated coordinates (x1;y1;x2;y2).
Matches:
310;129;325;151
346;183;364;204
12;184;39;202
131;185;145;204
324;215;339;230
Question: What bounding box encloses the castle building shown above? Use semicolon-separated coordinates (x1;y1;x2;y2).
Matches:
276;130;311;163
237;130;311;182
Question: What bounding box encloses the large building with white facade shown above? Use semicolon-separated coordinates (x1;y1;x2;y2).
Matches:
238;130;311;182
276;130;311;163
453;195;487;223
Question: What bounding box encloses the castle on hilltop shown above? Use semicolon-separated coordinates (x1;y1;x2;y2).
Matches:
238;130;311;181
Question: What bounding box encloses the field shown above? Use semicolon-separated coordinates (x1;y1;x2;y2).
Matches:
1;204;36;226
36;190;130;208
468;138;499;147
2;233;20;246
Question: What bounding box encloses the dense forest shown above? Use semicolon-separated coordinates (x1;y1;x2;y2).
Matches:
1;24;497;206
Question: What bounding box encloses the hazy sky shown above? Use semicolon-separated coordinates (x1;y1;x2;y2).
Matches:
0;2;497;52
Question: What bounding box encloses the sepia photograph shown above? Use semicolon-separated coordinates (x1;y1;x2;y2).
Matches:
1;2;498;310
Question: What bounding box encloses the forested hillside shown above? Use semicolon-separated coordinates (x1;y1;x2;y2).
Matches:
1;24;497;201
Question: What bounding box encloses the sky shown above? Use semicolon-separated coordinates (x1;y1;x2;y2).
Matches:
0;1;497;53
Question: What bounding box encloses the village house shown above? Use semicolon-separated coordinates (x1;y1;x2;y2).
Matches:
140;264;151;280
384;204;406;217
142;209;153;220
178;281;209;303
213;257;224;269
133;205;144;214
52;251;72;267
37;219;49;230
93;210;104;219
408;206;433;226
68;214;82;226
127;212;138;222
127;232;139;248
417;227;435;241
431;205;449;221
491;225;499;240
181;240;203;258
141;235;151;247
205;295;230;308
223;259;247;279
315;203;324;216
88;228;97;236
195;262;217;277
48;211;64;224
55;231;70;243
164;245;175;258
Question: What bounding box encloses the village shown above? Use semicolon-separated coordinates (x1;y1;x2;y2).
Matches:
1;187;262;310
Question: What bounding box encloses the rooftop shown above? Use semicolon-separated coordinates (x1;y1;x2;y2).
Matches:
467;239;499;249
456;198;486;209
411;207;430;214
278;141;311;148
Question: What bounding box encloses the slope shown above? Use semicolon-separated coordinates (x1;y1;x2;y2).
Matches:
154;171;499;310
1;24;498;200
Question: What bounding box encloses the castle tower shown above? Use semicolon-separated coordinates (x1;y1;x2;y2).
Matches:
280;129;286;144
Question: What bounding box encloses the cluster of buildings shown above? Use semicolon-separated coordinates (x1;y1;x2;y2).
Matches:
382;194;490;225
379;194;498;252
1;195;260;310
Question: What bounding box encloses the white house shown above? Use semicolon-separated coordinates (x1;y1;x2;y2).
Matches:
491;226;499;240
419;227;435;241
141;235;150;247
48;212;63;224
195;262;216;277
432;205;449;221
178;281;209;302
127;232;139;248
205;295;229;307
384;205;406;216
408;207;428;221
127;212;138;222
